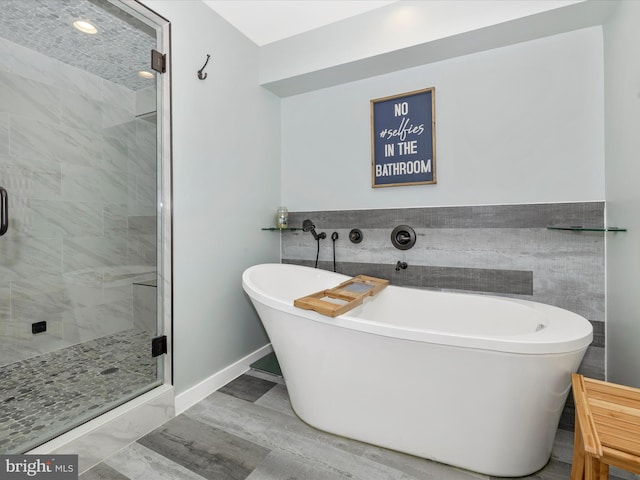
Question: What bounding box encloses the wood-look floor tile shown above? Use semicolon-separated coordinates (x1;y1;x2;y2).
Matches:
105;442;208;480
360;444;488;480
549;429;574;465
490;459;571;480
245;450;355;480
187;391;461;480
79;463;131;480
187;390;369;457
253;384;294;417
489;458;631;480
218;374;277;403
138;414;270;480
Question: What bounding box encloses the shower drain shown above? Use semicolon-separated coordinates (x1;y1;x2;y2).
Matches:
100;367;119;375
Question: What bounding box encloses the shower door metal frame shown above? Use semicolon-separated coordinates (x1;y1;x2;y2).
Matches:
116;0;174;389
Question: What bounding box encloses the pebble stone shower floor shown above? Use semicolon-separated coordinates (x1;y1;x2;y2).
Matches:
0;329;157;453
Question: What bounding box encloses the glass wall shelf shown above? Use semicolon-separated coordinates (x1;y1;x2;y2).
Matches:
547;226;627;232
261;227;302;231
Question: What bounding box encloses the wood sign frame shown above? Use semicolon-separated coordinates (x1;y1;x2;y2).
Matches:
370;87;436;188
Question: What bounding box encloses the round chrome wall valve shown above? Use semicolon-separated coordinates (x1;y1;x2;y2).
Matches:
391;225;416;250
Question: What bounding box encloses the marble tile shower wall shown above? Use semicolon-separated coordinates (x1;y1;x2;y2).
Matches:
0;37;157;367
283;202;605;386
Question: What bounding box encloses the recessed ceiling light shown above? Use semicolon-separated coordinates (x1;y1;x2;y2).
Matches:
138;71;154;79
73;20;97;34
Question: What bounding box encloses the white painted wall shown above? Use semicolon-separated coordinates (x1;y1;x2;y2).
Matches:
282;27;605;211
603;1;640;387
139;0;281;395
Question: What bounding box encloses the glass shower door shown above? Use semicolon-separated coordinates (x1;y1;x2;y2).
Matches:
0;0;168;454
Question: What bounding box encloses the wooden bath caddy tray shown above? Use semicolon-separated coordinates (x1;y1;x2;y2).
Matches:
294;275;389;317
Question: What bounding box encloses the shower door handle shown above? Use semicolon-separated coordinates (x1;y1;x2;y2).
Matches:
0;186;8;236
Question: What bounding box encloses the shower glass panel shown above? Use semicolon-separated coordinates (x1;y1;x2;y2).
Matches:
0;0;167;453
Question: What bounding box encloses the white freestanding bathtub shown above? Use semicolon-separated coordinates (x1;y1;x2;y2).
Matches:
242;263;593;477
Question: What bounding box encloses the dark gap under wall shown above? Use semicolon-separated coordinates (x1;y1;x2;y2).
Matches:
282;202;605;430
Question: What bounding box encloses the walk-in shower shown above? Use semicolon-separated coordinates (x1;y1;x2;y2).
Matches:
0;0;171;453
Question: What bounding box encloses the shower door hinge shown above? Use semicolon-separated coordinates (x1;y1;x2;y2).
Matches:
151;49;166;74
151;335;168;357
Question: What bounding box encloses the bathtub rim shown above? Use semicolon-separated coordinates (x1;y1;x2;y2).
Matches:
242;263;593;355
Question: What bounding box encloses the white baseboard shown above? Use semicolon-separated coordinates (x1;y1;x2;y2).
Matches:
174;343;273;414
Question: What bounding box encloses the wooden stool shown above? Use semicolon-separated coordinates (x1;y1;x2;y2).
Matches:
571;373;640;480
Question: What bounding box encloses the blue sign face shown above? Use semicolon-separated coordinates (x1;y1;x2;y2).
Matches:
371;88;436;187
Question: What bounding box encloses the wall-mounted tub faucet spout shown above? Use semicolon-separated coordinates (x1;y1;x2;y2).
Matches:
396;261;408;271
302;219;326;240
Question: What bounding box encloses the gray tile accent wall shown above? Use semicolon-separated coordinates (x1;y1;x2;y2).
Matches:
281;202;606;431
286;260;533;295
288;202;604;229
284;203;604;325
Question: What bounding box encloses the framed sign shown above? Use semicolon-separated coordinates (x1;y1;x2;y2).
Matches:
371;87;436;188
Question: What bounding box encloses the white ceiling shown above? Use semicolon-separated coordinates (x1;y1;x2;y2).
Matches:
203;0;398;46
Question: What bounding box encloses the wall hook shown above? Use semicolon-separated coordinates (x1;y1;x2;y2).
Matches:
197;54;211;80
